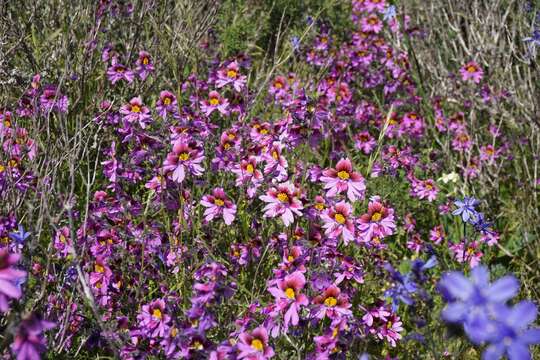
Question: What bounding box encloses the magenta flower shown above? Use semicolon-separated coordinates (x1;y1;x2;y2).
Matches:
135;50;154;80
156;90;177;118
238;326;274;359
216;61;247;92
200;90;229;116
0;248;26;312
119;96;152;129
259;182;303;227
11;314;55;360
137;299;171;338
53;226;72;258
354;131;377;154
162;140;205;183
313;285;352;320
201;188;237;225
376;313;403;347
106;61;135;84
410;178;438;202
321;201;355;245
269;76;288;96
361;14;384;33
459;61;484;83
357;198;396;242
429;225;445;245
268;271;308;329
39;85;68;113
320;158;366;202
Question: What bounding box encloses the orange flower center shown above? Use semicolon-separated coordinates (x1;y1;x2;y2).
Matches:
95;264;104;273
227;69;237;78
163;97;172;105
467;65;477;73
142;57;149;65
277;192;289;203
272;151;279;160
131;104;141;113
371;212;382;222
209;98;219;106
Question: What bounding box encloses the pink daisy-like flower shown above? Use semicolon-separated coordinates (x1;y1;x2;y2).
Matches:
313;285;352;320
321;201;355;245
320;158;366;202
429;225;445;245
119;96;152;129
135;50;154;80
106;60;135;84
267;271;308;329
200;188;237;225
162;140;205;183
269;75;289;96
459;61;484;83
361;14;384;33
354;131;377;154
137;299;171;338
200;90;229;116
259;182;303;227
357;197;396;242
237;326;274;360
156;90;177;118
215;61;247;92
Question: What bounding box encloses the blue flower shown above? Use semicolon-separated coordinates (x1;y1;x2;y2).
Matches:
9;225;30;245
290;36;301;51
439;266;519;344
383;5;397;21
472;212;494;234
452;197;480;223
482;301;540;360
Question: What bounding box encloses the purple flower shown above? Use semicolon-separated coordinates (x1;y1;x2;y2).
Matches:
11;313;55;360
106;60;135;84
9;225;30;245
135;51;154;80
119;96;152;129
200;188;237;225
267;271;308;330
238;326;274;359
156;90;178;118
39;85;68;113
162;140;205;183
0;248;27;312
259;182;303;227
452;197;480;223
320;158;366;202
137;299;171;338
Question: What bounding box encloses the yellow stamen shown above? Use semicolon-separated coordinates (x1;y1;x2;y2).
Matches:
337;170;350;180
227;69;237;78
179;153;189;161
246;164;254;174
287;255;294;262
131;104;141;113
95;264;104;273
371;212;382;222
152;308;162;319
251;339;264;351
315;203;324;211
324;296;337;307
277;192;289;203
163;97;172;105
209;98;219;106
214;199;225;206
334;213;346;224
285;288;295;299
272;151;279;160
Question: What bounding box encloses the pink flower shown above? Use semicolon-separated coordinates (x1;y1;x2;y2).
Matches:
200;90;229;116
377;313;403;347
449;240;483;267
137;299;171;338
200;188;237;225
429;225;445;245
53;226;72;258
119;96;152;129
0;248;26;312
106;61;135;84
357;198;396;242
267;271;308;329
135;51;154;80
215;61;247;92
162;140;205;183
237;326;274;359
321;201;355;245
354;131;377;154
259;182;303;226
410;177;438;202
320;158;366;202
361;14;384;33
313;285;352;320
156;90;177;118
459;61;484;83
269;76;289;96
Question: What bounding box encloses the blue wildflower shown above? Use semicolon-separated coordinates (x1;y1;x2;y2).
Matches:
439;266;519;344
290;36;301;51
452;197;480;223
472;212;494;235
482;301;540;360
383;5;397;21
9;225;30;245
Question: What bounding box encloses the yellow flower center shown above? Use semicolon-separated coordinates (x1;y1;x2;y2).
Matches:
227;69;237;78
152;308;162;319
332;327;339;338
285;287;295;299
223;143;231;150
287;255;294;262
467;65;477;73
179;152;189;161
0;164;5;173
324;296;338;307
8;159;17;168
4;120;11;127
315;203;324;211
59;234;66;243
192;341;204;350
131;104;141;113
277;192;289;203
334;213;346;224
163;97;172;105
209;98;219;106
371;212;382;222
274;81;283;89
171;327;178;337
95;264;104;273
337;170;350;180
251;339;264;351
246;164;254;174
272;151;279;160
142;57;149;65
214;199;225;206
260;129;269;135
